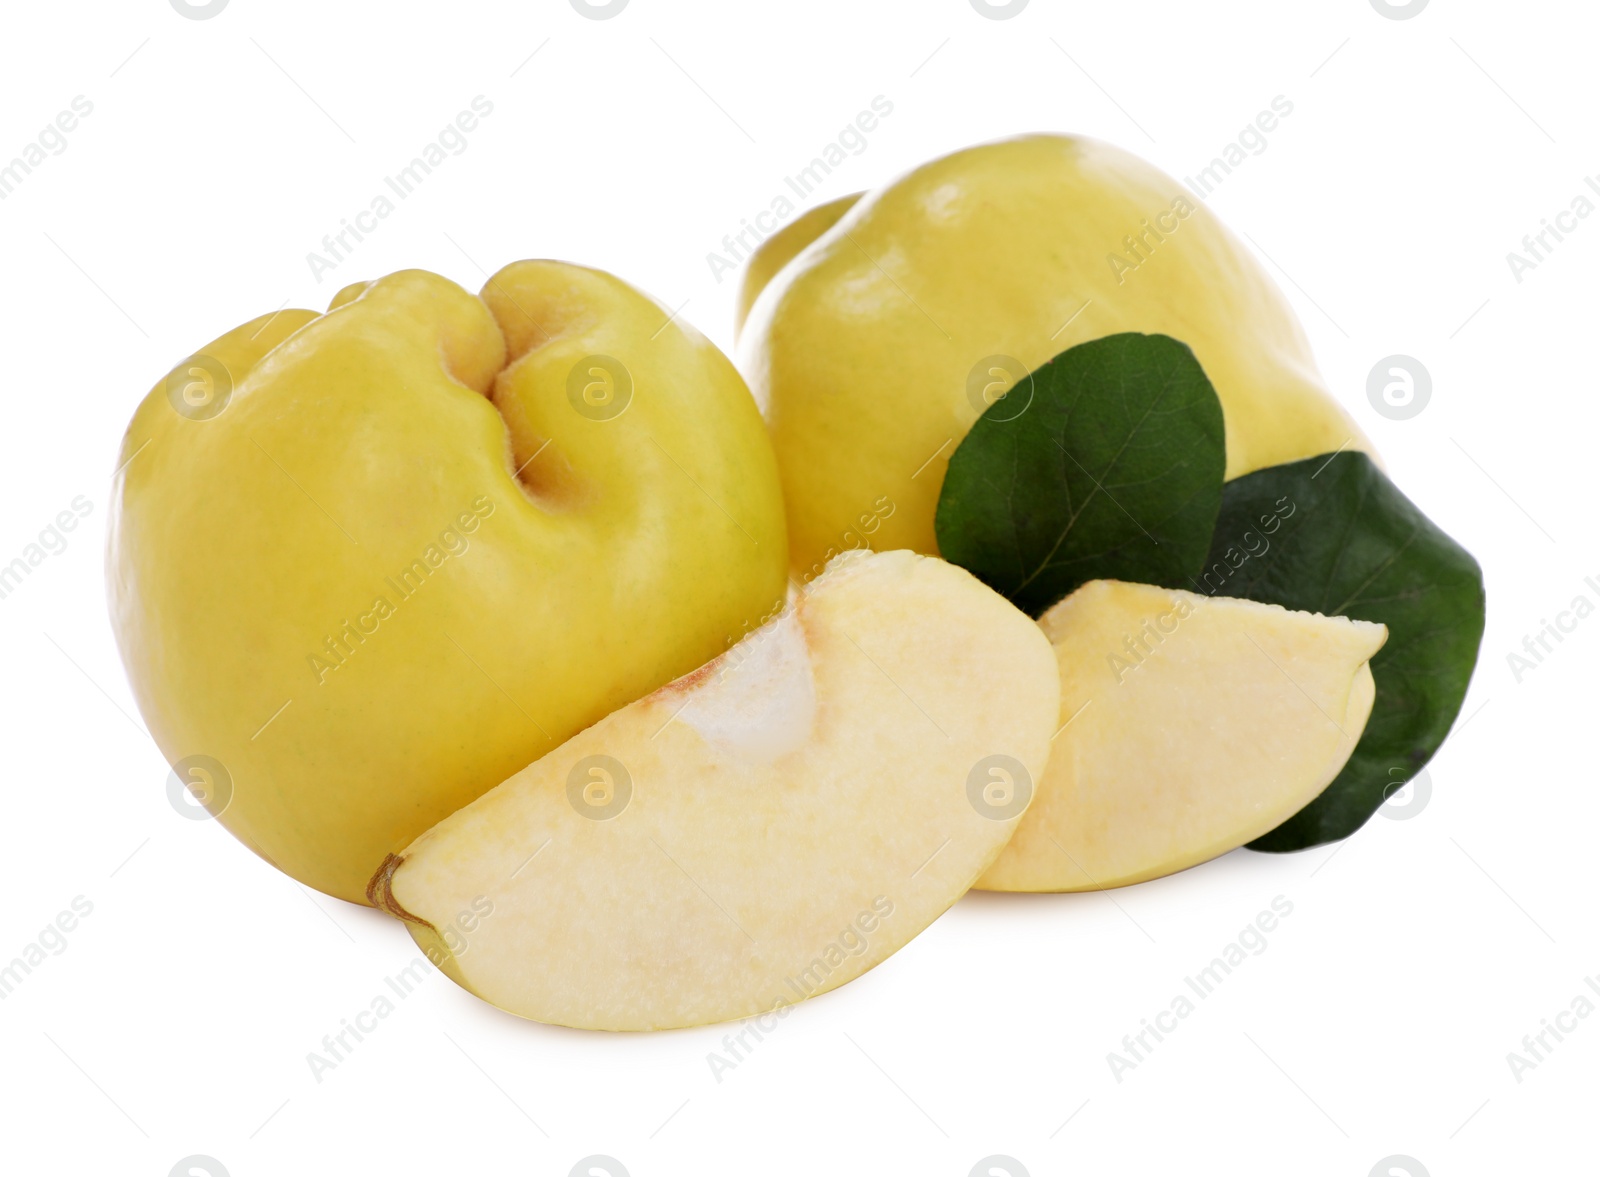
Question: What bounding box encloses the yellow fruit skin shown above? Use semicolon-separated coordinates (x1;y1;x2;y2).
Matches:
109;263;787;903
740;134;1374;577
734;192;861;337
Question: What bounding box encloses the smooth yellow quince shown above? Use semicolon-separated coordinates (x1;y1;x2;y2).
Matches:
734;192;860;336
739;134;1372;577
109;262;787;903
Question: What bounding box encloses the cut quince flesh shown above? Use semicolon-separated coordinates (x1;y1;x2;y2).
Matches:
978;581;1386;893
371;550;1058;1030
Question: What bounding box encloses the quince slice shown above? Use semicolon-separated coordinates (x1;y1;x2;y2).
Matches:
978;580;1385;892
372;550;1058;1030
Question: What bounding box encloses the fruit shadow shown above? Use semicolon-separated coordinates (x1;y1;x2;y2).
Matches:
384;844;1324;1042
955;841;1325;913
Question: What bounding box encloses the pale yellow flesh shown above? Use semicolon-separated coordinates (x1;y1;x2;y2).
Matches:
109;263;788;903
739;134;1375;577
381;550;1059;1030
978;581;1386;893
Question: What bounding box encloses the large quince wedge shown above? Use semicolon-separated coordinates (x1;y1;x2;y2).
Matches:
370;550;1058;1030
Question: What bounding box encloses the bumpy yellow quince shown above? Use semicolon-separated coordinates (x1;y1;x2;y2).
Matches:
109;262;787;903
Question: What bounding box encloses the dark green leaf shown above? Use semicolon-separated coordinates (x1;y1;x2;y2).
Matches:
935;333;1226;617
1196;451;1486;851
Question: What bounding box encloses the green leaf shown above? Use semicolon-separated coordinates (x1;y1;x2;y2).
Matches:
1197;451;1486;851
934;333;1226;617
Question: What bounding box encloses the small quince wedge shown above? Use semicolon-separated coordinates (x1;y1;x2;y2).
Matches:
978;581;1386;892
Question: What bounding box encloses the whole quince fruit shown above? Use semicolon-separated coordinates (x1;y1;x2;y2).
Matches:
738;134;1372;577
109;262;787;903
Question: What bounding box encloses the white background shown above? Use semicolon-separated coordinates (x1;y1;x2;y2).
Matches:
0;1;1592;1173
